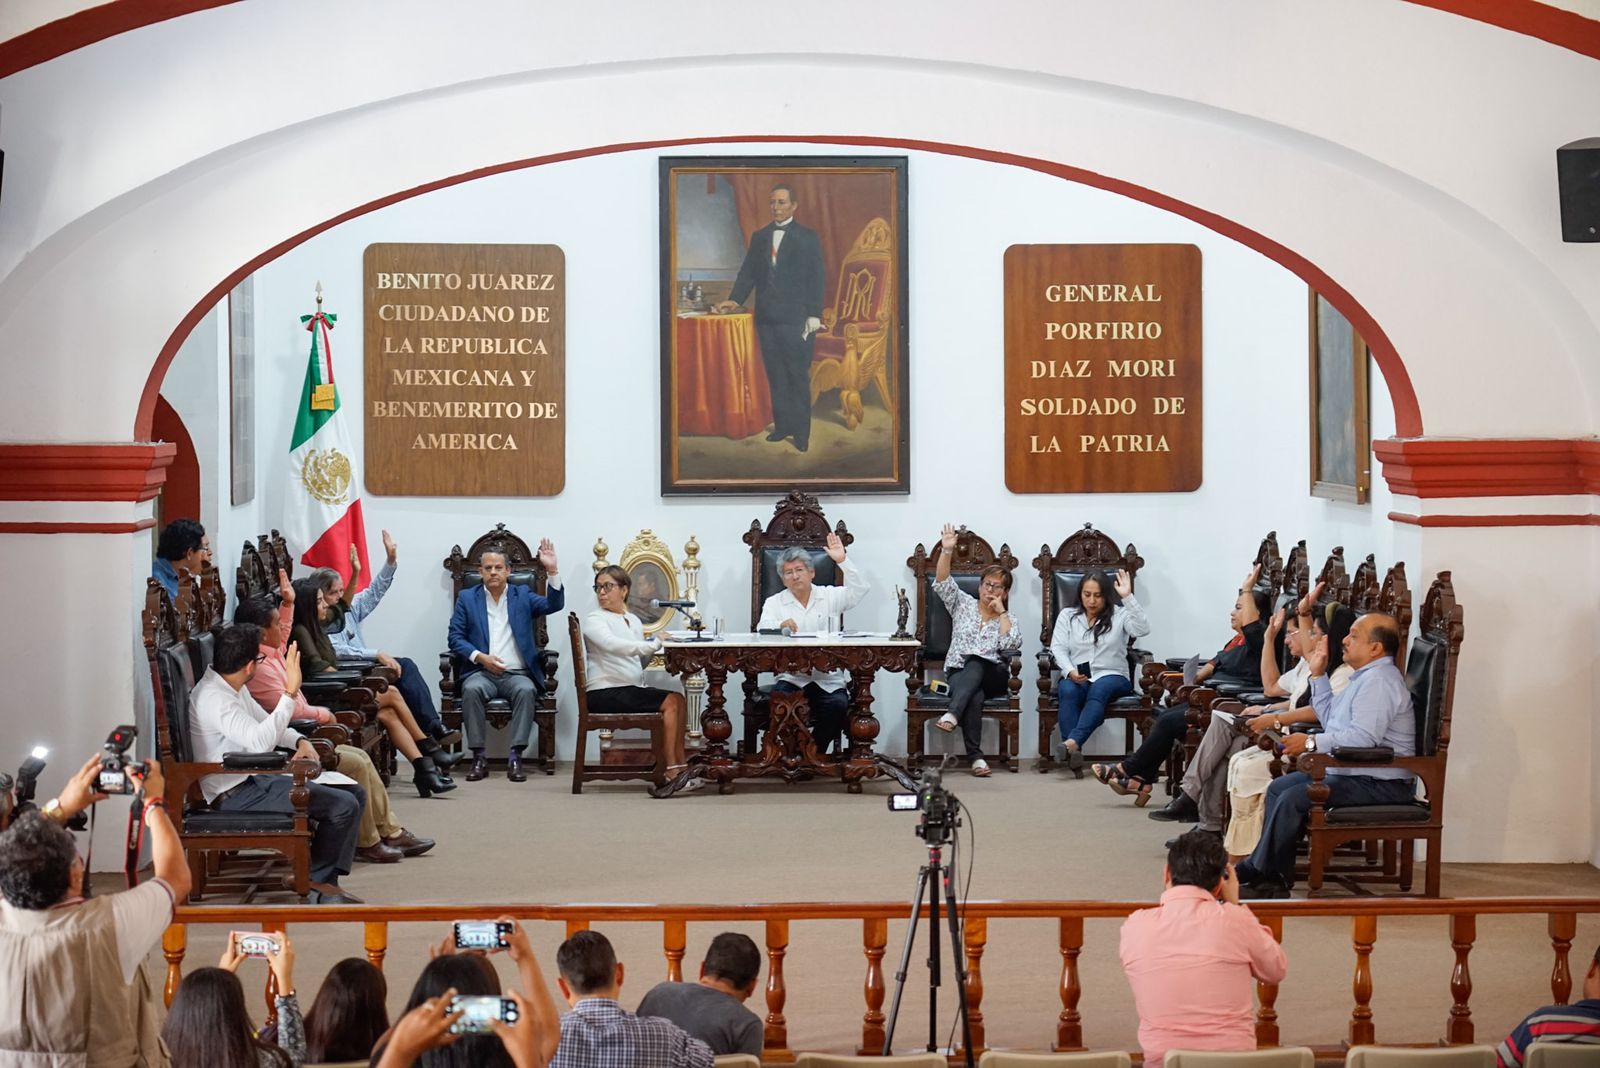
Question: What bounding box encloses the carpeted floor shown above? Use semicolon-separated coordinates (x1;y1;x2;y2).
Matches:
153;766;1600;1057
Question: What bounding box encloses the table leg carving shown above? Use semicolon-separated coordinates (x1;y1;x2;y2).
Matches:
844;666;881;793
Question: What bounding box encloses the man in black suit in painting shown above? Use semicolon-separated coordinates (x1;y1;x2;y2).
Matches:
713;183;826;452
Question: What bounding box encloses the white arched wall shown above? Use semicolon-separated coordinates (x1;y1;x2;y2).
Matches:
1;1;1597;868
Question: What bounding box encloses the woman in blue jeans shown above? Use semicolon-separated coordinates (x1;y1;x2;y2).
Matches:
1049;568;1149;774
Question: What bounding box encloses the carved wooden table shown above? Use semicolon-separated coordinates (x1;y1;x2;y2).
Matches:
658;634;920;795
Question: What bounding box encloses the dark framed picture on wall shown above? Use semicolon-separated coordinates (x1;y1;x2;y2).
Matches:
1308;289;1371;503
659;155;910;495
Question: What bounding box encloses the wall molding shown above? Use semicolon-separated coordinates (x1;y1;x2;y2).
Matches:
0;519;156;534
1388;511;1600;528
1375;437;1600;498
0;443;176;502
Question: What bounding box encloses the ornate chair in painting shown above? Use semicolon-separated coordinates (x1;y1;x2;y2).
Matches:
810;217;895;430
1033;523;1148;773
903;526;1022;772
438;523;560;773
740;491;853;755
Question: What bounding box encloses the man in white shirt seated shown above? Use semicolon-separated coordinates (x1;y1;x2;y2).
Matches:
0;756;186;1067
190;623;366;904
756;535;869;754
583;565;688;771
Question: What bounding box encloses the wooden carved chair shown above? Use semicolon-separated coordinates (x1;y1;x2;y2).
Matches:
810;217;895;430
568;614;666;793
144;581;318;902
1300;569;1459;897
1033;523;1148;772
903;526;1022;772
438;523;560;773
740;491;853;754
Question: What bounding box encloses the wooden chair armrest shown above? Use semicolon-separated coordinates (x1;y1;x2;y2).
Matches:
160;758;318;810
1302;753;1443;805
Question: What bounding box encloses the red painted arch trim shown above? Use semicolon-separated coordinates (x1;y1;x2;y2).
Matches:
1375;438;1600;497
0;519;156;534
0;442;176;501
1401;0;1600;62
1388;511;1600;527
0;0;241;80
135;135;1424;440
2;1;1595;78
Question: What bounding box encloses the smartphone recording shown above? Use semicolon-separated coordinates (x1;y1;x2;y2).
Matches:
448;995;518;1034
453;920;514;951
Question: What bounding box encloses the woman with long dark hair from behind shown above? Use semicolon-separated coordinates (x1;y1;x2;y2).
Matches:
304;957;389;1064
1050;567;1149;775
163;930;303;1067
377;953;514;1068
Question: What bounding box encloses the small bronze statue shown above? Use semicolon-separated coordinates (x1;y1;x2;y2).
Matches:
892;585;912;640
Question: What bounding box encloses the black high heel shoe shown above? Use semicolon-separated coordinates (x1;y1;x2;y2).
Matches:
420;737;461;773
412;756;457;798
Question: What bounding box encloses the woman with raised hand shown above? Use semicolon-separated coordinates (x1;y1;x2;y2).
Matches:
164;930;303;1067
1050;567;1149;775
929;523;1023;777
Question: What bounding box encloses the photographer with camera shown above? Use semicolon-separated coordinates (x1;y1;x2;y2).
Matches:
0;752;188;1066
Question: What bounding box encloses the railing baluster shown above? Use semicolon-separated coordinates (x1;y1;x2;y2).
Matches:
962;915;987;1055
1350;914;1378;1047
364;921;388;971
1448;913;1476;1043
765;918;790;1058
664;919;686;982
162;924;186;1007
1550;912;1577;1005
860;917;886;1055
1255;914;1283;1047
565;918;589;939
1055;915;1084;1051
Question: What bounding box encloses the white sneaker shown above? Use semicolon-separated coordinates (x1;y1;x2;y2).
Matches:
936;713;958;733
971;758;991;777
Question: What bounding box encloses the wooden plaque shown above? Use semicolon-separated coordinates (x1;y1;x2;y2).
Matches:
1004;244;1202;493
363;243;565;496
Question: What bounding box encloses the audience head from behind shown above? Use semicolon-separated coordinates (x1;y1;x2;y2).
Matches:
393;953;515;1068
0;811;80;908
1165;827;1230;897
163;967;291;1068
1342;612;1400;671
557;929;623;1005
1496;943;1600;1065
156;517;211;567
700;932;762;1000
304;957;388;1064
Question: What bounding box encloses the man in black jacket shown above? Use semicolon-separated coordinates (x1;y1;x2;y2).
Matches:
714;183;826;452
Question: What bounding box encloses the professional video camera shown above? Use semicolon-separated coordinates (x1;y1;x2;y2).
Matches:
887;763;961;845
96;725;144;796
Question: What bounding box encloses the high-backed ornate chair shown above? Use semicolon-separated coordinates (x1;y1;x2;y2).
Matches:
1315;545;1352;607
903;526;1022;772
1033;523;1147;772
144;581;316;902
568;614;666;794
1301;569;1460;897
740;491;853;754
438;523;560;773
810;217;895;430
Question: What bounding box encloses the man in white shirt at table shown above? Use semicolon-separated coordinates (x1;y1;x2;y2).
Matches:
756;534;870;753
583;565;689;775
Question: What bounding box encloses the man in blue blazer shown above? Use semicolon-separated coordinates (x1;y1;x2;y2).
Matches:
447;538;565;782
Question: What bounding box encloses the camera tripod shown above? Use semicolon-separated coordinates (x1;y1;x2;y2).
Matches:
881;838;975;1065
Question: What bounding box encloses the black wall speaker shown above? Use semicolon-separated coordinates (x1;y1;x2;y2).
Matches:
1558;137;1600;242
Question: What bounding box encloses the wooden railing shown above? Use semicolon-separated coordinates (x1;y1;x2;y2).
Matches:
165;897;1600;1061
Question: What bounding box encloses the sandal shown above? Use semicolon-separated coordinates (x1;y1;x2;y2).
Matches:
934;714;958;733
1131;779;1154;807
971;758;992;777
1090;763;1127;788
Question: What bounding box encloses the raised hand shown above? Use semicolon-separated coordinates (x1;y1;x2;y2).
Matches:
1304;633;1330;676
219;933;246;973
268;931;296;992
1114;568;1133;599
277;568;295;605
1243;562;1262;590
1267;607;1286;634
940;523;958;553
486;991;542;1068
537;538;559;575
825;532;845;563
382;529;397;565
348;543;361;575
1298;580;1326;618
284;643;303;696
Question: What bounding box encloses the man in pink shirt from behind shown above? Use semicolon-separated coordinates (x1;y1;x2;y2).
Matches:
1120;828;1288;1066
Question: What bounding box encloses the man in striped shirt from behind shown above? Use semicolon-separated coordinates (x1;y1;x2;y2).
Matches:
1497;943;1600;1066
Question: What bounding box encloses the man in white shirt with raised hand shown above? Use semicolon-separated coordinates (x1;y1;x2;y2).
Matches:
756;533;870;754
190;622;366;904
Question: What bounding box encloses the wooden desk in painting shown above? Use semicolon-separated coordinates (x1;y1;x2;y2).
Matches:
658;634;919;795
674;313;772;440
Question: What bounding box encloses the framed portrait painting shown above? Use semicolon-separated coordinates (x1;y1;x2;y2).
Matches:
1308;289;1371;503
659;155;910;495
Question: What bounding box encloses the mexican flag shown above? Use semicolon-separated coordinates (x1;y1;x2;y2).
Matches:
284;306;369;593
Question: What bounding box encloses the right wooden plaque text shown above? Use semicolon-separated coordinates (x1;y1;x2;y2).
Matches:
1004;243;1202;493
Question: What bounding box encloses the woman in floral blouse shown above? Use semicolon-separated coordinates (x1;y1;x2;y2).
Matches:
931;523;1023;776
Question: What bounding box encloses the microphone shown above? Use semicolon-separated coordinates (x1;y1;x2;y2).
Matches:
651;598;697;610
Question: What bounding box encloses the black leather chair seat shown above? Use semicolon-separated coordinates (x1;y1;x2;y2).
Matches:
184;811;298;833
914;686;1013;709
1325;802;1431;825
1239;692;1270;706
1109;694;1144;711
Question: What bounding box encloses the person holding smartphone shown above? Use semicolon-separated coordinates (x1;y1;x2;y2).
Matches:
1050;567;1150;774
164;930;303;1067
0;754;187;1066
1119;830;1288;1066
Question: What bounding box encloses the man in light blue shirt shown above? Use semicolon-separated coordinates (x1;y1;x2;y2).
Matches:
151;518;209;599
1237;612;1416;897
